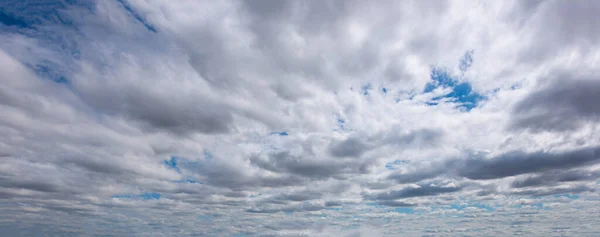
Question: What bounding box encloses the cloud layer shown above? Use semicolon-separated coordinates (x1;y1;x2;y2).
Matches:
1;0;600;236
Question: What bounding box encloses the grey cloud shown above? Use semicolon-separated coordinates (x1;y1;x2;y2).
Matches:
324;201;343;207
328;128;443;158
459;147;600;180
3;0;600;235
329;137;371;158
0;177;61;194
510;185;594;197
62;156;130;176
247;202;326;214
183;0;346;94
388;146;600;186
511;78;600;133
270;191;323;203
78;82;234;135
388;168;443;184
372;200;416;207
364;184;462;201
384;56;414;82
511;169;600;188
518;0;600;64
381;128;443;147
250;151;372;179
1;0;238;137
193;159;297;189
257;182;352;205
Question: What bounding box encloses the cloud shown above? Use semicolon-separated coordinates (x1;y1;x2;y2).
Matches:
1;0;600;236
511;169;600;188
250;151;372;180
329;137;371;158
364;183;462;201
459;147;600;180
511;77;600;133
389;146;600;183
328;128;443;158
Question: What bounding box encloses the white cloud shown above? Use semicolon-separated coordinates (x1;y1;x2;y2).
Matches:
1;0;599;236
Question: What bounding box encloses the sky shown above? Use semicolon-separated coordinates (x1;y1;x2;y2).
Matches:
1;0;600;236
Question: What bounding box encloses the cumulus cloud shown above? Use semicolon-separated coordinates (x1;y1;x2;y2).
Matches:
511;77;600;133
1;0;600;236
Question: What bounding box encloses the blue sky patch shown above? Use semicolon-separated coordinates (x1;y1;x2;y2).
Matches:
117;0;157;33
199;215;215;222
361;83;372;95
366;203;385;208
385;159;409;170
423;52;485;111
334;117;351;132
443;82;486;111
163;156;205;175
555;194;579;200
0;1;79;29
113;192;161;200
394;207;414;214
270;131;288;136
337;119;345;128
0;11;29;28
175;178;200;184
510;82;522;90
424;67;456;93
448;202;495;212
32;64;69;84
204;150;214;160
138;192;161;200
164;156;181;173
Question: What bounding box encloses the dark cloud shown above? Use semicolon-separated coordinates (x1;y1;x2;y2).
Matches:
388;168;442;184
328;128;442;158
250;151;372;179
372;200;416;207
62;157;130;176
364;184;462;201
0;177;61;193
247;202;326;214
328;137;371;158
389;146;600;183
459;147;600;180
510;185;594;197
511;169;600;188
189;157;305;189
271;191;323;203
511;78;600;132
78;85;234;135
324;201;343;207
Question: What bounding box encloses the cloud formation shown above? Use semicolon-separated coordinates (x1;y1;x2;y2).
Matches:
1;0;600;236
